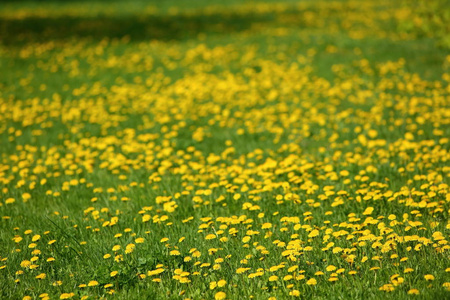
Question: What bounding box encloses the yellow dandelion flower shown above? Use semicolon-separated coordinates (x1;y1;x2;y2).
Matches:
407;289;420;295
22;193;31;202
329;277;338;282
205;234;216;240
424;274;435;281
217;279;226;287
215;291;226;300
261;223;272;229
13;236;22;243
147;268;164;276
379;284;395;292
242;236;251;243
88;280;99;286
248;271;263;278
308;229;319;238
296;275;306;281
363;207;374;215
20;260;31;268
288;266;298;272
60;293;75;299
326;265;337;272
269;275;278;281
283;275;293;281
236;267;250;274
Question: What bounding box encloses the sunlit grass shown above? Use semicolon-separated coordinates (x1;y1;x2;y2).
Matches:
0;0;449;299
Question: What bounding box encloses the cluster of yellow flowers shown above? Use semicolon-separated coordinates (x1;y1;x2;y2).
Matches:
0;0;449;299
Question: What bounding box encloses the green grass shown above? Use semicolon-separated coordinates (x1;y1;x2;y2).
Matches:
0;0;449;299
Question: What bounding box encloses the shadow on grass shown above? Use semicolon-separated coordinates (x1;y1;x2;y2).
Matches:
0;7;309;45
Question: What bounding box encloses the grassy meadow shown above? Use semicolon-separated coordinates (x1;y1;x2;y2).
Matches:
1;0;450;299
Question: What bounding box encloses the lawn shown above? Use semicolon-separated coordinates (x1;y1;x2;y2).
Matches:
0;0;449;299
